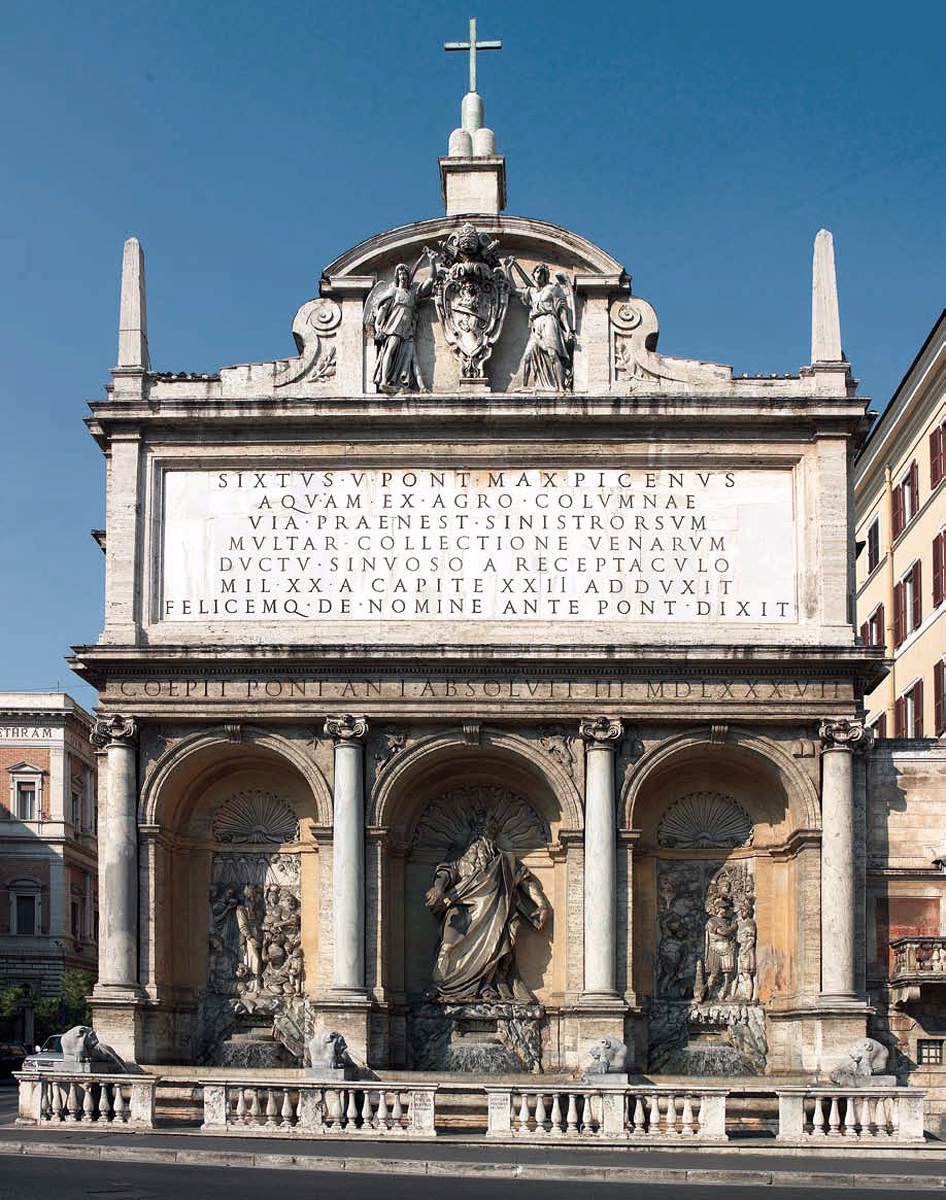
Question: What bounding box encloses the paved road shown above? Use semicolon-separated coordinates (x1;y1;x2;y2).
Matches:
0;1157;937;1200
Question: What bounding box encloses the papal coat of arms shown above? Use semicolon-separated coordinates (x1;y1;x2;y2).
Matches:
430;222;510;382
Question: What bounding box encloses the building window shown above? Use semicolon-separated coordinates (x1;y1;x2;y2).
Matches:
919;1039;944;1065
893;461;920;538
71;790;82;828
934;530;946;609
935;659;946;738
71;901;82;940
894;561;922;646
15;782;36;821
862;604;884;647
14;894;36;936
871;713;887;740
932;419;946;490
867;518;881;573
895;679;924;738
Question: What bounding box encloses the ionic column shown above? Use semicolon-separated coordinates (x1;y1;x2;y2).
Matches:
579;717;623;999
325;715;368;995
819;718;873;1002
90;715;140;993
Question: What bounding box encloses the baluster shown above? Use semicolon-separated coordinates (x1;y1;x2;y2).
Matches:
889;1095;899;1140
82;1085;95;1122
391;1091;404;1130
842;1095;858;1137
376;1089;389;1132
346;1088;359;1130
281;1088;294;1128
262;1088;275;1128
565;1091;578;1135
50;1083;64;1122
695;1094;705;1136
632;1094;646;1134
328;1089;342;1131
532;1091;546;1134
579;1092;591;1135
550;1092;563;1136
681;1094;694;1136
665;1093;678;1135
828;1095;841;1135
247;1088;259;1126
810;1094;825;1136
648;1093;661;1135
362;1089;375;1130
235;1089;246;1123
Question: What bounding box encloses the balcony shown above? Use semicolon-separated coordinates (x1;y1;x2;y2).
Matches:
890;936;946;1005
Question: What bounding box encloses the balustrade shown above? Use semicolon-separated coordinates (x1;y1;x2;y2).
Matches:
17;1073;155;1129
777;1088;925;1144
487;1085;728;1141
201;1081;437;1137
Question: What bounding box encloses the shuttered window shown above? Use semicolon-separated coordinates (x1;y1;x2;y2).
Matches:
935;660;946;737
897;680;924;738
934;531;946;609
894;580;906;647
867;518;880;573
931;422;945;490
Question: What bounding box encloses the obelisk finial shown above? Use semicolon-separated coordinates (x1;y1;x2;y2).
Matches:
811;229;844;363
117;237;149;372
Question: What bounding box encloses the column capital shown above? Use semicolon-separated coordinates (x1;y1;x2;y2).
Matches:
579;716;623;750
819;718;874;753
324;714;368;745
90;714;138;748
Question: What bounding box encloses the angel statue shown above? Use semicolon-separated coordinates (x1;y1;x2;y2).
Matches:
505;260;576;391
364;253;438;394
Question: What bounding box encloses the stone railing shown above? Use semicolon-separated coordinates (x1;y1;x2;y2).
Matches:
201;1080;438;1137
891;936;946;980
486;1085;728;1141
777;1087;925;1144
15;1072;156;1129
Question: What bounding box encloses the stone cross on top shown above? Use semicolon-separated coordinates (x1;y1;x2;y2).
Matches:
444;17;501;95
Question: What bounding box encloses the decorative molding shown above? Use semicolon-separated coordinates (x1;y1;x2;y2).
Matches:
211;789;299;845
224;723;243;744
324;714;368;744
372;728;406;772
90;714;137;748
537;725;576;778
578;716;623;750
413;784;550;853
709;723;729;745
819;718;874;753
657;792;754;850
462;721;482;745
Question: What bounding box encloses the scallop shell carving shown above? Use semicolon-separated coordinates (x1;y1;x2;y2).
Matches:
657;792;753;849
212;789;299;844
413;785;550;853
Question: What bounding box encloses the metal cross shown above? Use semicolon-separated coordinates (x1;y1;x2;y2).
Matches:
444;17;501;94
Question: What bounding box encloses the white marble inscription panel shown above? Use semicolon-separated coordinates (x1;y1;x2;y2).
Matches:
160;468;797;623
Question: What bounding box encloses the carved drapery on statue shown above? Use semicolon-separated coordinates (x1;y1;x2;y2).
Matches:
410;785;551;1072
506;260;576;390
364;255;437;393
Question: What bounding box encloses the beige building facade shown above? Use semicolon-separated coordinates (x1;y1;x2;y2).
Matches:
0;693;98;1042
854;310;946;738
70;68;946;1118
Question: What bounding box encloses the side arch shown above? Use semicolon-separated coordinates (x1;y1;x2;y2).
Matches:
139;726;332;828
621;727;820;834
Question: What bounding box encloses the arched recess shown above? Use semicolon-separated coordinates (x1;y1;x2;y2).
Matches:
136;727;332;1062
621;728;822;1065
140;726;332;829
366;728;583;1068
370;727;583;836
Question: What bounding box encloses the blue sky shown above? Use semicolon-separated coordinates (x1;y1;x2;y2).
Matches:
1;0;943;709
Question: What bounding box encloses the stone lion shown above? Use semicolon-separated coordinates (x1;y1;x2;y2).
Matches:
307;1029;353;1073
582;1035;629;1077
829;1037;890;1085
60;1025;125;1068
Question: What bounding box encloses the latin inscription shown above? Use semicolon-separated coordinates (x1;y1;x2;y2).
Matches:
160;468;797;624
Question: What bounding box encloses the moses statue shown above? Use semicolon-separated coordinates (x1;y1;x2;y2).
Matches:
425;812;549;1003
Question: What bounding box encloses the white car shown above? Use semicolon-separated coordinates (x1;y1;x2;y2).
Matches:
21;1034;63;1072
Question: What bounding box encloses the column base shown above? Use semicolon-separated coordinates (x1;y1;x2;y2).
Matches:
89;992;145;1065
311;993;373;1067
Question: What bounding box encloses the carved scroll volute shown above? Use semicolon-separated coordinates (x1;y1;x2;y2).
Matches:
578;716;623;751
90;714;138;747
324;714;368;744
819;718;874;752
274;297;341;388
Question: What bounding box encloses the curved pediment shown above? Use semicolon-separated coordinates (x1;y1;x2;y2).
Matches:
321;214;627;284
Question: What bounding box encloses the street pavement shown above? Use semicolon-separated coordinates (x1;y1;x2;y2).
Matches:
0;1156;938;1200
